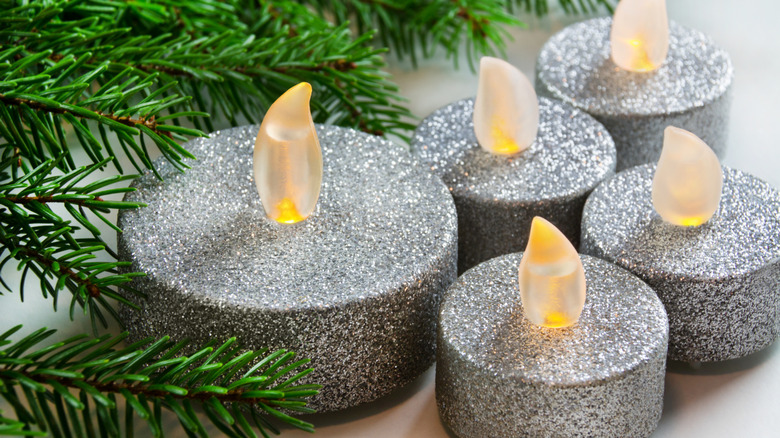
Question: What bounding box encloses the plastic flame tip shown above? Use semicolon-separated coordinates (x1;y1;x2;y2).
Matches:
610;0;669;72
253;82;323;224
652;126;723;226
518;217;586;328
473;57;539;155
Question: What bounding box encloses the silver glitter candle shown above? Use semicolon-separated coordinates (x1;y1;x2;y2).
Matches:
437;253;668;438
535;18;733;171
118;125;458;412
581;165;780;362
411;97;615;273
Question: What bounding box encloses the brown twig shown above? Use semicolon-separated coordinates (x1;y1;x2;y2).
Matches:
7;369;288;405
456;6;489;38
0;93;171;139
266;3;299;37
4;194;104;206
12;245;102;298
138;59;357;77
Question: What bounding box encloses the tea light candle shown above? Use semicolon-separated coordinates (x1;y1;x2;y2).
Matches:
413;57;616;272
535;0;733;170
581;127;780;362
118;84;458;411
437;218;668;437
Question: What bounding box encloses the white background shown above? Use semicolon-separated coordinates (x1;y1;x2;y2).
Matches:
2;0;779;437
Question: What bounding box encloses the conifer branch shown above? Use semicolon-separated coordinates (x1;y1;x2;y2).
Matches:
51;0;414;138
0;93;174;140
2;243;103;299
0;156;146;330
296;0;614;69
512;0;614;16
3;194;104;208
0;326;319;437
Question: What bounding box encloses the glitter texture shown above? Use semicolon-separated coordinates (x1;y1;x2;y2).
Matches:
536;18;733;170
411;97;615;273
581;165;780;362
437;253;668;438
118;125;458;412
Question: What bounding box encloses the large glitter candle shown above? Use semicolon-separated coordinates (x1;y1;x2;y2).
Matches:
118;84;458;412
436;219;669;438
412;57;615;273
581;127;780;362
535;0;732;171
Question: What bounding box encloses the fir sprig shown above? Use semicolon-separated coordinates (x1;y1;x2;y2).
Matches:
299;0;522;70
2;0;412;143
510;0;614;16
0;156;146;331
297;0;615;69
0;325;319;437
0;44;207;175
111;0;415;137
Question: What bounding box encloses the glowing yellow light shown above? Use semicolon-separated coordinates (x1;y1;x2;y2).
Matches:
490;118;522;155
253;83;323;224
473;56;538;155
610;0;669;72
652;126;723;227
274;198;305;224
518;217;586;328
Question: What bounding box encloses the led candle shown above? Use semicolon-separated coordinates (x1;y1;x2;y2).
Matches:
582;127;780;362
437;219;668;437
118;83;458;411
413;57;616;272
651;126;723;226
253;82;322;224
536;0;733;170
473;57;539;155
518;217;586;328
610;0;669;72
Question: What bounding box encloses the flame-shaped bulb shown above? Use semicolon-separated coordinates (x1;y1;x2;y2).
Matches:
254;83;323;224
652;126;723;226
610;0;669;72
518;217;586;328
473;57;539;155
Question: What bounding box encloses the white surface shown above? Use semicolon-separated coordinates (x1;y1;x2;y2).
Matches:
2;0;779;436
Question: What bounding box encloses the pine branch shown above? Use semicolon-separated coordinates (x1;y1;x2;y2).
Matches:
0;47;207;175
0;156;146;332
0;325;320;437
118;0;415;138
0;94;173;139
0;415;46;436
2;0;413;140
512;0;614;16
296;0;614;69
295;0;513;70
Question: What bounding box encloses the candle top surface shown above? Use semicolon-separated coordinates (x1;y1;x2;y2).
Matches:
411;97;615;201
583;164;780;278
536;17;732;117
439;253;668;385
119;125;457;310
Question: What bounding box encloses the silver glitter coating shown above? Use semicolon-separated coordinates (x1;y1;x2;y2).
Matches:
437;253;668;438
581;165;780;362
535;18;733;171
411;97;615;273
118;125;458;412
